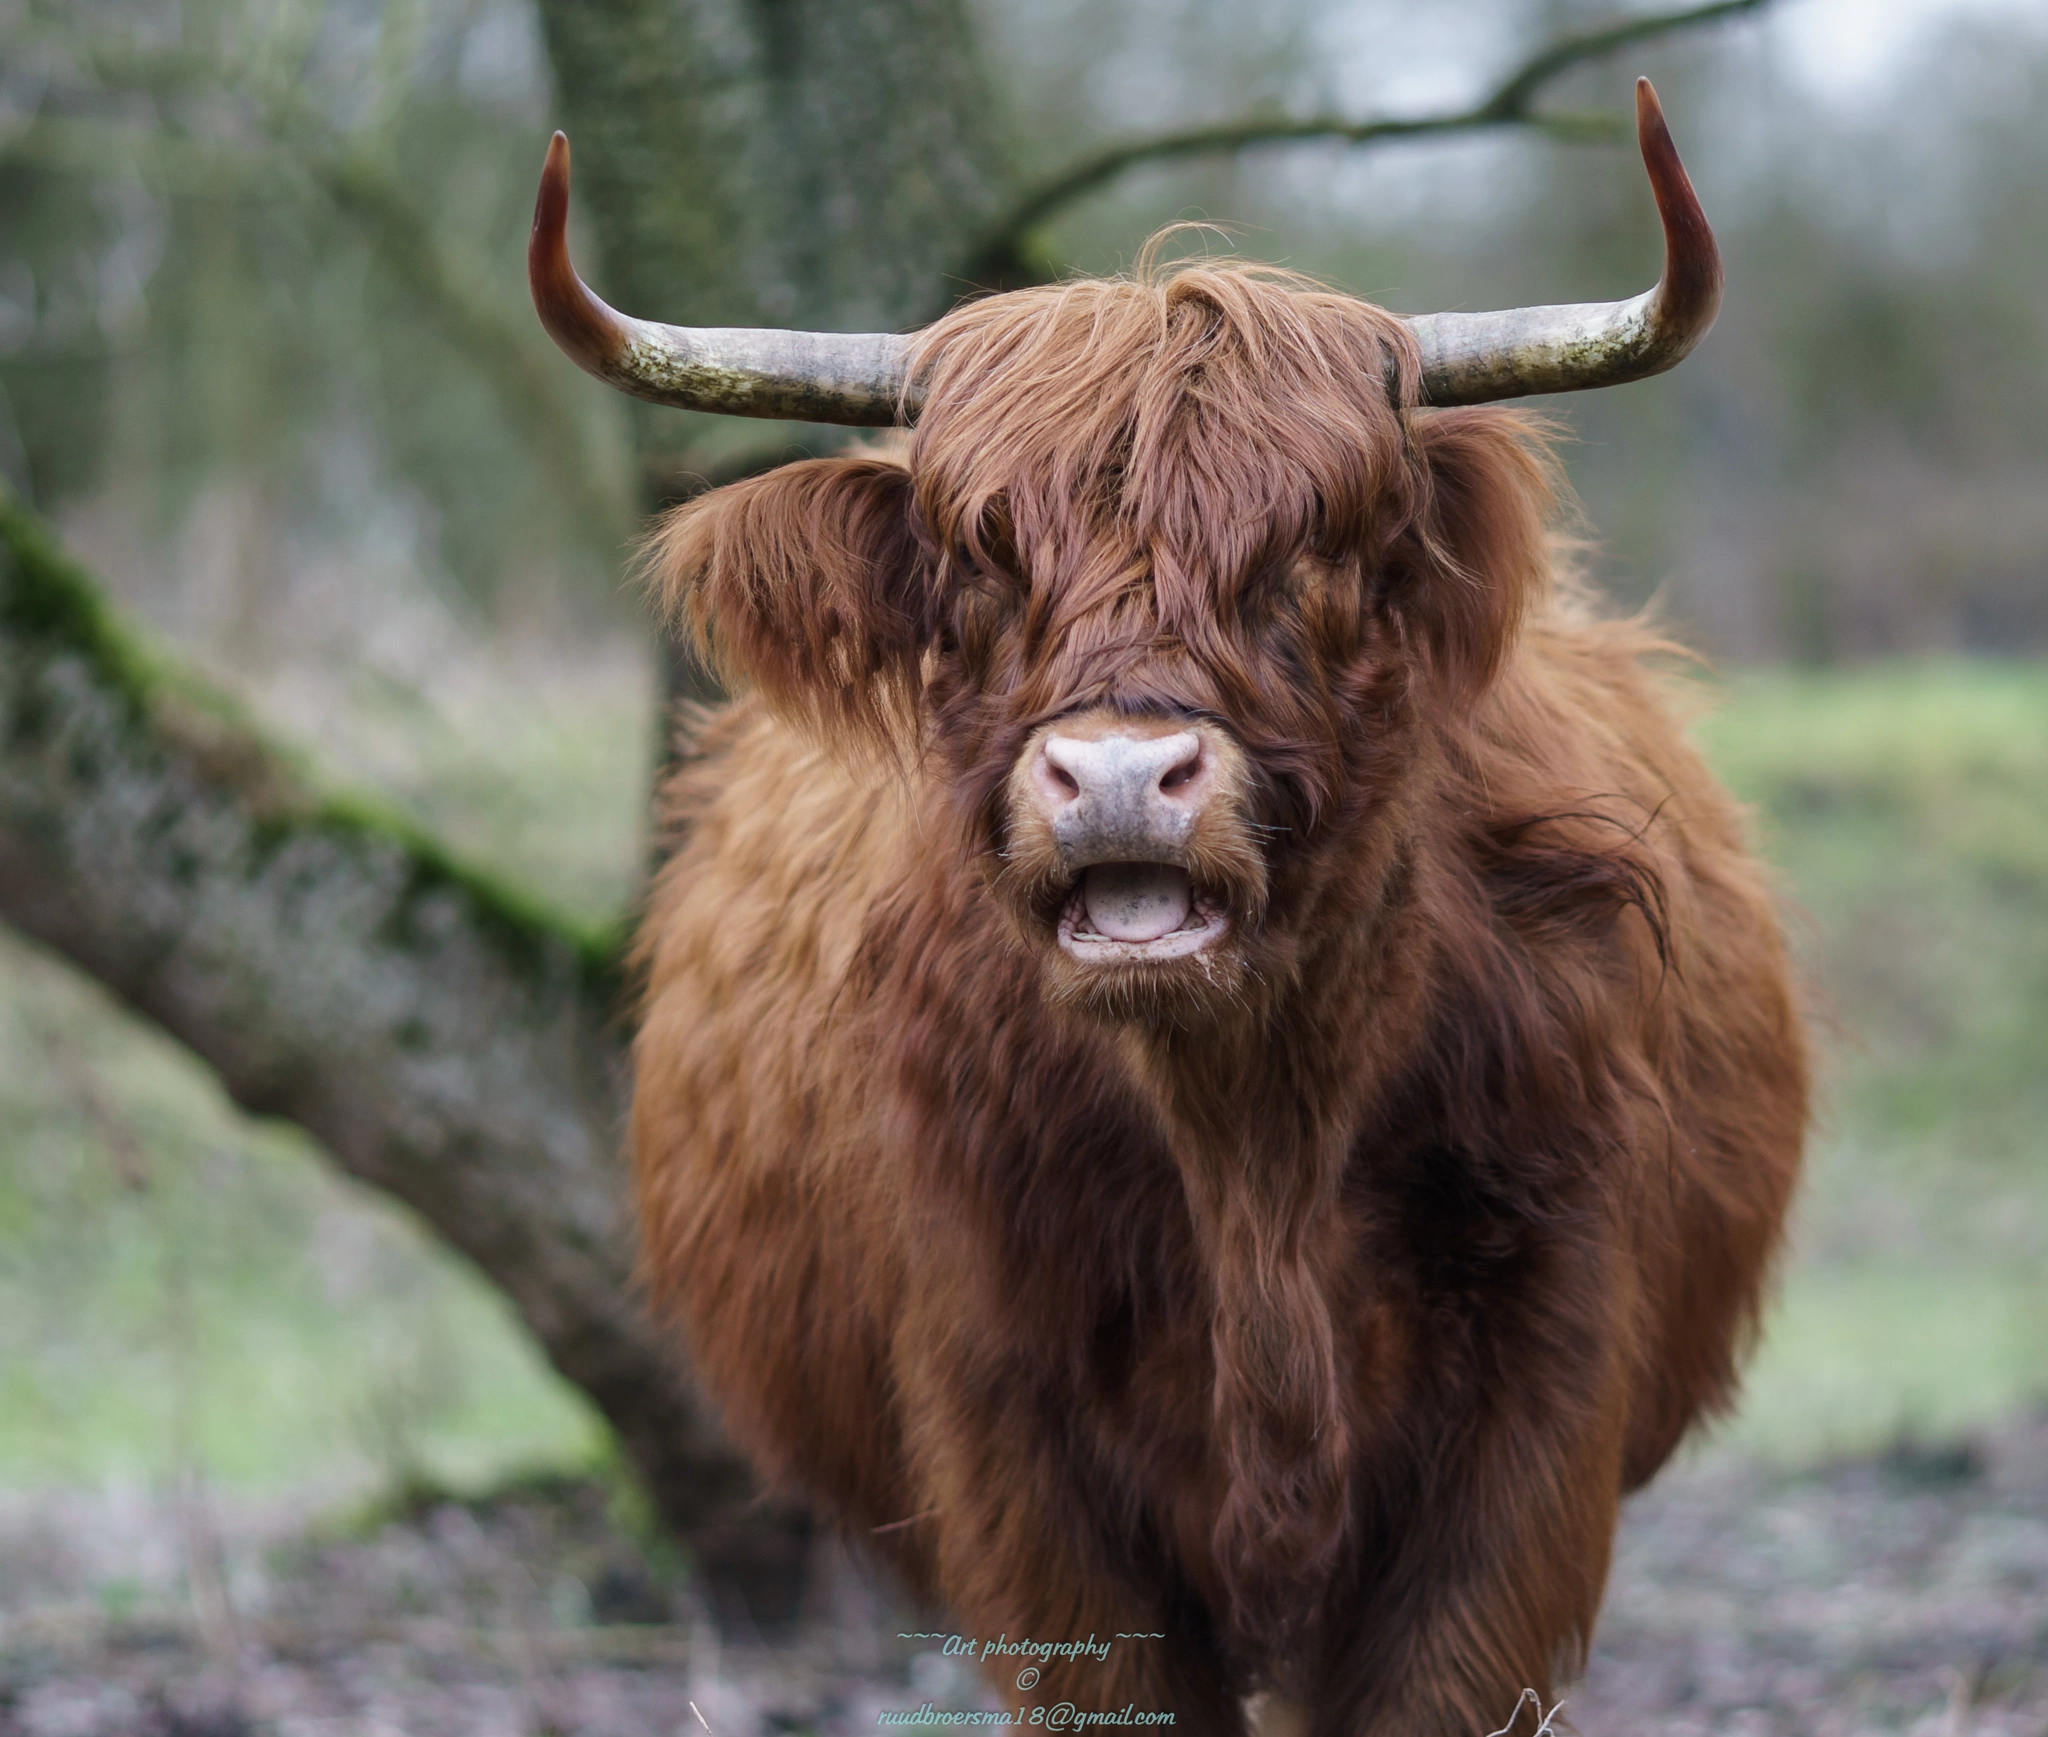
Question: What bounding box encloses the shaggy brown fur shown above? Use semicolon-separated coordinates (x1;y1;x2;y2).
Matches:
632;262;1806;1736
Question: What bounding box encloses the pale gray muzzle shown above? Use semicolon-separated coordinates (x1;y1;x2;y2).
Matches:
1037;731;1207;865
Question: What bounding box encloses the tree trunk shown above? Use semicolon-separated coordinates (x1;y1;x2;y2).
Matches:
533;0;1013;489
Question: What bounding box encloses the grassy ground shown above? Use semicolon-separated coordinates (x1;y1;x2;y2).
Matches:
0;942;611;1491
1696;660;2048;1462
0;656;2042;1496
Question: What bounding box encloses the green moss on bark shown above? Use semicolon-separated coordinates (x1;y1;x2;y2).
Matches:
0;487;624;994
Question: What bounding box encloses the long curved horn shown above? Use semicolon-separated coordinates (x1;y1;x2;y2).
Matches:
528;132;914;426
1404;79;1722;405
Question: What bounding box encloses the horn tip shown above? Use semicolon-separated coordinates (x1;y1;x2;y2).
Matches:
1632;78;1722;351
534;130;571;237
1634;77;1672;161
530;127;629;376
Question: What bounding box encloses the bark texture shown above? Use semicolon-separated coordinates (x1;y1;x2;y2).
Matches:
0;493;805;1612
536;0;1008;330
533;0;1014;480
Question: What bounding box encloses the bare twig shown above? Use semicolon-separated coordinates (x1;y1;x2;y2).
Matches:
1481;1688;1567;1737
962;0;1772;287
162;1147;243;1667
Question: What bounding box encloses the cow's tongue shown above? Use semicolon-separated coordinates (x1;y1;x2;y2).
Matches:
1081;863;1194;943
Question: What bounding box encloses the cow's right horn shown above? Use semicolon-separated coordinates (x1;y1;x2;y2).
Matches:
1401;78;1722;405
528;131;915;427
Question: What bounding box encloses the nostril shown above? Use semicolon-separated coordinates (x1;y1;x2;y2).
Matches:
1159;746;1202;796
1037;740;1084;807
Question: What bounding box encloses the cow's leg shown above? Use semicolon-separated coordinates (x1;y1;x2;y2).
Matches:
1308;1371;1629;1737
905;1420;1246;1737
1311;1488;1618;1735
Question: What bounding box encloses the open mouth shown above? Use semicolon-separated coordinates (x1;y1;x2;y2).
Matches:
1056;862;1229;962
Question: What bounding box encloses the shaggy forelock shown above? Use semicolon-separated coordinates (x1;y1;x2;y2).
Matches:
909;260;1423;646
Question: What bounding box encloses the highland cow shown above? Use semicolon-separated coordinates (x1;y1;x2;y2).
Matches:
530;80;1805;1737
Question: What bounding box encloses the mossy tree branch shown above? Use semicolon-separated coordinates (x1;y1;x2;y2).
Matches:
0;488;804;1607
960;0;1773;290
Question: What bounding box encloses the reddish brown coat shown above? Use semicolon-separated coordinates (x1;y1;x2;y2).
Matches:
632;263;1806;1736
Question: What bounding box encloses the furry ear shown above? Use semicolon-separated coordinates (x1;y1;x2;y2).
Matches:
1382;408;1557;708
644;455;931;744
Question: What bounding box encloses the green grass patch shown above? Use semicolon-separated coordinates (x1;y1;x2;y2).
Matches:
0;933;607;1493
1695;659;2048;1459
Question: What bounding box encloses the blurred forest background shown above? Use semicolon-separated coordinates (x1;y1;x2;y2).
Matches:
0;0;2044;1696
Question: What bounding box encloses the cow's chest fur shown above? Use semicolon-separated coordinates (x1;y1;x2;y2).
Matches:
887;971;1586;1661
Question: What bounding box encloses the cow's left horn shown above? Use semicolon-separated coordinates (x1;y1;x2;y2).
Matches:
528;131;915;426
1403;79;1722;405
